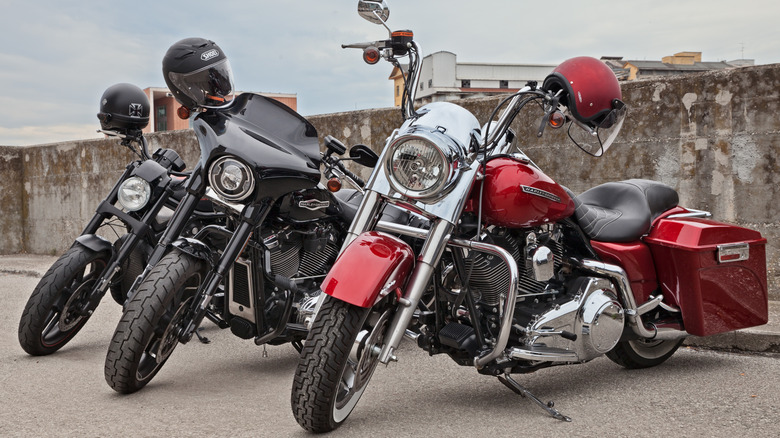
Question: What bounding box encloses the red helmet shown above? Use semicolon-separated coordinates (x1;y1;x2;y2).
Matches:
542;56;624;128
543;56;626;156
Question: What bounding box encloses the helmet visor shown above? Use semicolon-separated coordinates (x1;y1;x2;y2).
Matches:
168;58;235;108
568;100;626;157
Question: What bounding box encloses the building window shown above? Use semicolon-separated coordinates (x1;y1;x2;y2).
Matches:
396;85;400;96
156;106;167;131
499;80;509;89
461;80;470;88
420;83;424;90
428;79;433;88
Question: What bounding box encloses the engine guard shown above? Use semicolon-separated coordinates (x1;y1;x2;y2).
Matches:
321;231;415;308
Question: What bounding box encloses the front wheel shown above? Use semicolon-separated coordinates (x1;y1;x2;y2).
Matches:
104;250;205;393
606;338;684;369
18;244;110;356
291;295;393;433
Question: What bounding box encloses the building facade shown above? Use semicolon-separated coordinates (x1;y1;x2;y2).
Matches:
142;87;298;134
602;52;754;81
390;51;556;106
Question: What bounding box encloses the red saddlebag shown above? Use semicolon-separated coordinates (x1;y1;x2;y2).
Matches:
644;218;768;336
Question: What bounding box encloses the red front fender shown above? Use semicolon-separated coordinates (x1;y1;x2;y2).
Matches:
321;231;415;308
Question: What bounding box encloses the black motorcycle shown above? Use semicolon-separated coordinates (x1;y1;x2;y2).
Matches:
18;83;221;356
103;38;388;393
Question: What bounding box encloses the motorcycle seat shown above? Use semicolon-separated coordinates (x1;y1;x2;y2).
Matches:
572;179;678;243
333;189;409;225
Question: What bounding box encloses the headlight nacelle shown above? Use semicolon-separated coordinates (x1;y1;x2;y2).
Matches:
386;131;459;200
208;156;255;202
117;176;151;212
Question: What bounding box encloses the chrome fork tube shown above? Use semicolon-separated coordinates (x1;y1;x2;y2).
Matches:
378;220;453;364
342;190;382;252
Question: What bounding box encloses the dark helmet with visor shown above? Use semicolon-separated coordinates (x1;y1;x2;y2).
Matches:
162;38;235;110
542;56;626;156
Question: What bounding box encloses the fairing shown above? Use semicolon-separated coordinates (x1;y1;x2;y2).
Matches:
194;93;322;201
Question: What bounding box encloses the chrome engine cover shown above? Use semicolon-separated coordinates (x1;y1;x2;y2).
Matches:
527;277;624;362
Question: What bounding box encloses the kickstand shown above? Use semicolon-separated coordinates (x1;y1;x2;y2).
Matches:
498;374;571;422
194;327;210;344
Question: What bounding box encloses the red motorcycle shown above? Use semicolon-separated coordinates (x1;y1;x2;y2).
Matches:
290;1;769;432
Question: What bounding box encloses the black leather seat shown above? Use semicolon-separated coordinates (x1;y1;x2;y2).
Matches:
572;179;678;242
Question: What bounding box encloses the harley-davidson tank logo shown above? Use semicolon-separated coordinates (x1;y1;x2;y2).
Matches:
201;49;220;61
298;199;330;211
520;185;562;203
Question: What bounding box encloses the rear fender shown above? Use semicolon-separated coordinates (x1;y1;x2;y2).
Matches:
321;231;415;308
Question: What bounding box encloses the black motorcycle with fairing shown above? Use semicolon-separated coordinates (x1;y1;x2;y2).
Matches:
104;38;387;393
18;83;220;356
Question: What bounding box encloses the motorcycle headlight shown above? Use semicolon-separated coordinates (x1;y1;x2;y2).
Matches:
386;132;455;199
117;176;151;212
208;156;255;202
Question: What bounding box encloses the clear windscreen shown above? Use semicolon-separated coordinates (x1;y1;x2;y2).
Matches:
567;103;626;157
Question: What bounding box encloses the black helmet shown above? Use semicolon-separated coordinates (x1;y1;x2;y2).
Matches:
97;83;150;132
162;37;235;110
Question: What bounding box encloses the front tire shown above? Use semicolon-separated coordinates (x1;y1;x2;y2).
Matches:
104;250;205;393
291;295;392;433
606;338;684;369
18;244;110;356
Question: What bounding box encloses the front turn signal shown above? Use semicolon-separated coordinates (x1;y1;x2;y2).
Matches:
327;178;342;192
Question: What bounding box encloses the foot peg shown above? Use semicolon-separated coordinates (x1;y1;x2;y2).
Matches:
498;374;571;422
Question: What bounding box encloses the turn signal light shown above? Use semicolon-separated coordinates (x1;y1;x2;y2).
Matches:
363;46;381;65
548;111;565;129
177;106;191;119
327;178;342;192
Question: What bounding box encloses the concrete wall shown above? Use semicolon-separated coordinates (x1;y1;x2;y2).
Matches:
2;63;778;298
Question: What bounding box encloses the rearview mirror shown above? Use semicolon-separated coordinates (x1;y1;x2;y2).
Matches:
358;0;389;24
349;144;379;168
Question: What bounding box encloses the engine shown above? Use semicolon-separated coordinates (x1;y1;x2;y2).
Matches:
452;224;624;363
226;223;340;336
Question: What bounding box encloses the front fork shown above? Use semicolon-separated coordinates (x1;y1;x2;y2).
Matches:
376;220;453;364
177;201;272;344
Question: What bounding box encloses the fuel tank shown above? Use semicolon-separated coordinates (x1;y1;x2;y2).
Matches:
468;157;575;228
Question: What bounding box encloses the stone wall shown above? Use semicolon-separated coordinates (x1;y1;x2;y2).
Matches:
2;63;778;298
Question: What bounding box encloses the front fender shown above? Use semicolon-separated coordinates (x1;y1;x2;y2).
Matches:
321;231;415;308
75;234;113;254
171;237;216;268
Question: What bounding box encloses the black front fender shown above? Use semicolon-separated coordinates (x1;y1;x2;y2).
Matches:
75;234;113;254
171;238;216;269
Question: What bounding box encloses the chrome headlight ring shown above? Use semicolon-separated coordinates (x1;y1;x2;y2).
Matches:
385;130;461;200
117;176;152;212
208;156;255;202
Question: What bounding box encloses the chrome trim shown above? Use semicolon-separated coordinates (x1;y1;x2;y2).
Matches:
508;345;579;362
576;259;689;341
667;208;711;219
717;242;750;263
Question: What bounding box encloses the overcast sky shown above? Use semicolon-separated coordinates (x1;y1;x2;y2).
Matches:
2;0;779;146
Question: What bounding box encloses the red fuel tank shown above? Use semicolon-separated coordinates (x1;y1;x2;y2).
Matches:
467;157;575;228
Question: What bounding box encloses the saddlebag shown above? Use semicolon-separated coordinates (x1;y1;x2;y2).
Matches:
644;218;768;336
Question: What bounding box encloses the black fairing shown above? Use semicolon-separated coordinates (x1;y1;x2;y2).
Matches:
193;93;321;201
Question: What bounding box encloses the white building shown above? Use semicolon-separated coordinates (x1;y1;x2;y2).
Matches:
390;51;557;106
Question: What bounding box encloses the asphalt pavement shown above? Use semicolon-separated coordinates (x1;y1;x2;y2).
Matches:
1;254;779;437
